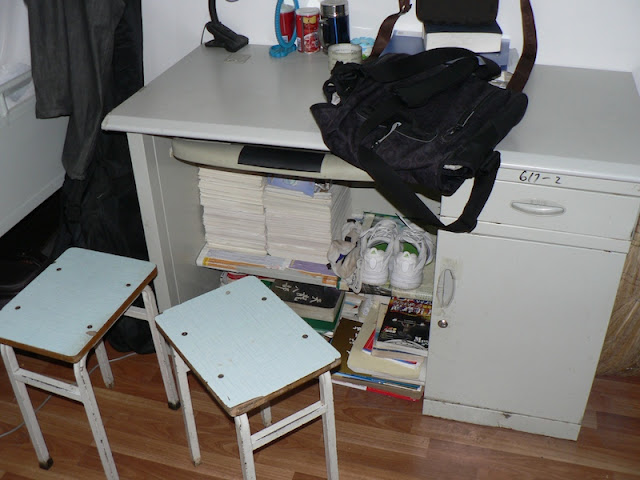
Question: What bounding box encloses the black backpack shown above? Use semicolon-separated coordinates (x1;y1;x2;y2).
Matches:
310;48;528;232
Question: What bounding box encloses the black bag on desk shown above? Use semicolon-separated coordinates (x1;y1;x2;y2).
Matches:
310;48;528;232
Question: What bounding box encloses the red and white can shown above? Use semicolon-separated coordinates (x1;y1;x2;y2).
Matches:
279;4;295;42
295;7;320;53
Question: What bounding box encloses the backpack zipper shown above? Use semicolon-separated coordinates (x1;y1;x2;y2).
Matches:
444;90;500;138
373;121;402;148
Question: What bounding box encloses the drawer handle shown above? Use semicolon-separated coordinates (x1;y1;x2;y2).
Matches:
510;201;565;216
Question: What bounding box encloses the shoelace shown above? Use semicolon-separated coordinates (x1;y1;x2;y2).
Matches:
395;212;435;264
360;220;398;247
398;227;434;265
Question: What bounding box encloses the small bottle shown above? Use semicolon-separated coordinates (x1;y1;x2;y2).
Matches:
320;0;350;52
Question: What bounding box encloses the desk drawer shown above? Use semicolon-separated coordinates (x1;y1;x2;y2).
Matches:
442;179;640;240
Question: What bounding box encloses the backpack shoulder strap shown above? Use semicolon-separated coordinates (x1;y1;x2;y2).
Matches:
390;55;479;107
368;0;412;59
367;47;476;81
359;145;501;232
507;0;537;92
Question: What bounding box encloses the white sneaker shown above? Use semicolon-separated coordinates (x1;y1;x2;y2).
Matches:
359;219;399;286
389;226;435;290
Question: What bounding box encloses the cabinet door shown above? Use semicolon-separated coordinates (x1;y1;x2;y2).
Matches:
425;231;625;424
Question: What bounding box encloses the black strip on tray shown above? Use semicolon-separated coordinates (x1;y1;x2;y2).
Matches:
238;145;324;172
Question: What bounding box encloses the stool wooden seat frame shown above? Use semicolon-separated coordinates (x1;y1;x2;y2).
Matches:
0;248;180;480
156;276;341;480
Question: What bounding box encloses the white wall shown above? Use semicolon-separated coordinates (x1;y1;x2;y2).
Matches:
2;1;638;82
0;0;31;66
142;0;640;83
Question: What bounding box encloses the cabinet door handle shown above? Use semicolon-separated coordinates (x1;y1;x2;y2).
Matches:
436;268;455;308
510;201;565;216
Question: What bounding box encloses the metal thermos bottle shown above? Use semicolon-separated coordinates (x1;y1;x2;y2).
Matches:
320;0;350;51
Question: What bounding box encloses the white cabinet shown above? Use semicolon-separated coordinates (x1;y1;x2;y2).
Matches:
421;64;640;440
424;168;640;440
425;229;626;439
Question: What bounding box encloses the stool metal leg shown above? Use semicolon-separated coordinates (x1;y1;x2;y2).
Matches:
74;353;119;480
0;344;53;470
319;371;339;480
94;340;115;389
173;352;201;465
141;286;180;409
235;414;257;480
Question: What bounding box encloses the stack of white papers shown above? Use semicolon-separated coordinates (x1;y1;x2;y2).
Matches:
264;180;351;264
198;168;267;255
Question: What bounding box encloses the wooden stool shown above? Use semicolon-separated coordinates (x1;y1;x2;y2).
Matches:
0;247;180;480
156;276;341;480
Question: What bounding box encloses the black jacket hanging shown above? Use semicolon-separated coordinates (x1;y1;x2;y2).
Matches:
24;0;152;354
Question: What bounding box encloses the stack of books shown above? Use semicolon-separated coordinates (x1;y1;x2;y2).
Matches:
197;170;352;275
331;298;427;401
198;167;267;255
263;180;351;265
422;20;504;54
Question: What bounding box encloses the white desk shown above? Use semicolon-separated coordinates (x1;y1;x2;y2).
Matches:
103;44;640;439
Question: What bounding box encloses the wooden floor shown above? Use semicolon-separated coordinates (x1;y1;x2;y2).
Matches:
1;342;639;480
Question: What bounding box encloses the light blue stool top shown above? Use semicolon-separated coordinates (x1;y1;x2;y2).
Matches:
0;248;156;363
156;276;341;416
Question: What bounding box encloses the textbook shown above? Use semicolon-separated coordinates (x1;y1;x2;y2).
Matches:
270;279;344;324
373;297;432;358
423;21;503;53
